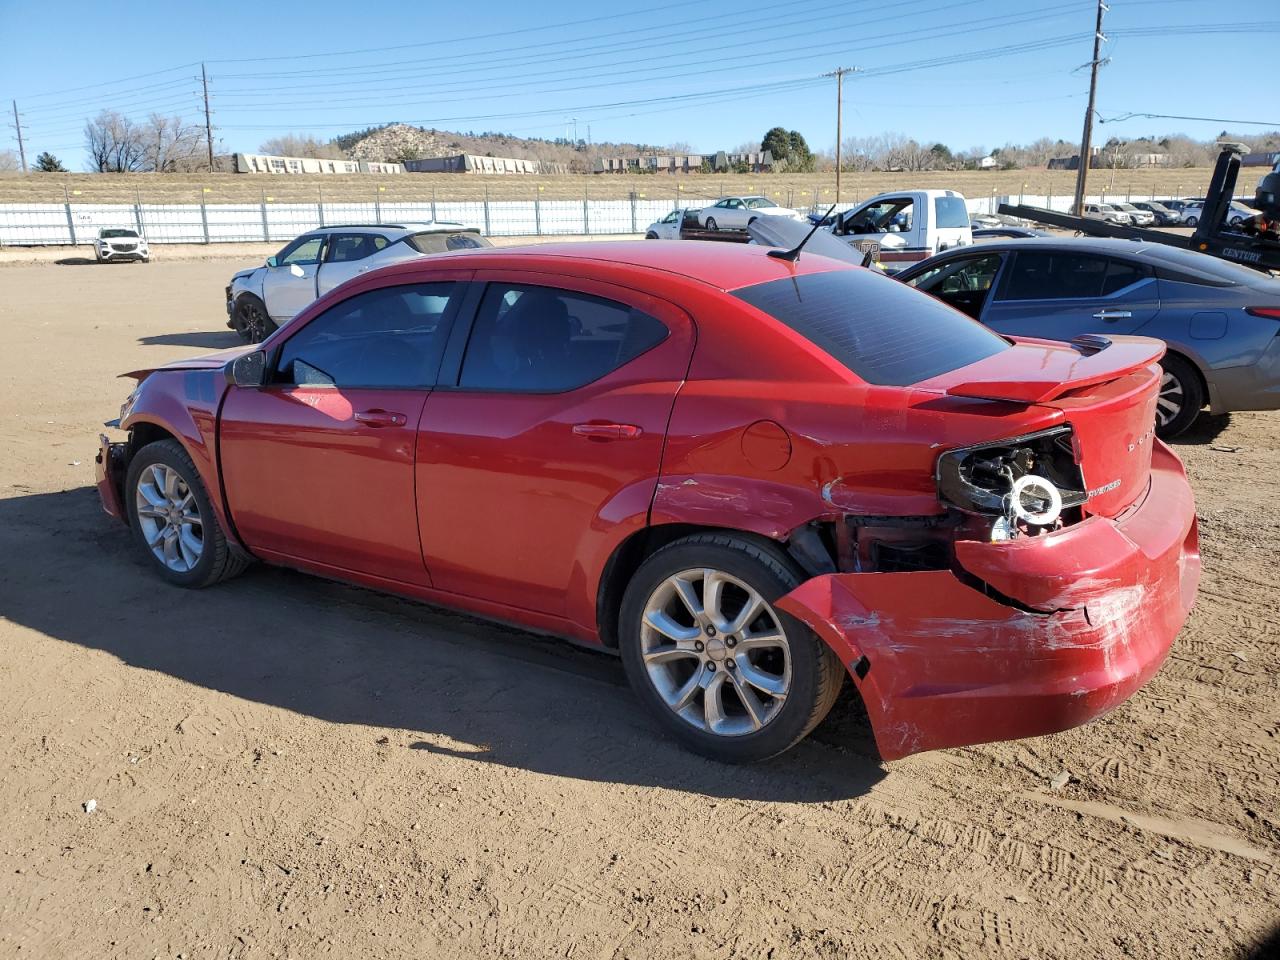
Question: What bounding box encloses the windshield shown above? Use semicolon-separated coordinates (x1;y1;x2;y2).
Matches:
733;268;1009;386
745;197;777;209
101;229;138;239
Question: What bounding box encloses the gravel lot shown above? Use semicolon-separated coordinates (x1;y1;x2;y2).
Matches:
0;258;1277;959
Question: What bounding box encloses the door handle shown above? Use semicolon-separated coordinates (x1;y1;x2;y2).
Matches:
572;422;643;441
354;409;407;428
1092;310;1133;321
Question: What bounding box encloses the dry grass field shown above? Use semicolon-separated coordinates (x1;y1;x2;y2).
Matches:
0;166;1227;207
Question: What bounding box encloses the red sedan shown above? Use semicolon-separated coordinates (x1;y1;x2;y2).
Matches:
95;241;1200;763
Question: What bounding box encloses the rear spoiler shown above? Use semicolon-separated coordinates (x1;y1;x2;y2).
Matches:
947;335;1165;404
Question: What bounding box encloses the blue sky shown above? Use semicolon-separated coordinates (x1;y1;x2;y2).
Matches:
0;0;1273;168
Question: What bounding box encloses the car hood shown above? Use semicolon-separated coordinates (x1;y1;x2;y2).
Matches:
122;345;255;382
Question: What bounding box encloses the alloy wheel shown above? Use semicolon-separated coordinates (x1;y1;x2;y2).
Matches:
239;300;266;341
1157;369;1184;428
639;568;791;736
134;463;204;573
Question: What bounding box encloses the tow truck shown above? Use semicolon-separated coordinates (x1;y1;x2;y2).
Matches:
999;144;1280;274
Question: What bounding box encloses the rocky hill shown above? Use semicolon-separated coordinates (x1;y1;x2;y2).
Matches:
338;123;660;173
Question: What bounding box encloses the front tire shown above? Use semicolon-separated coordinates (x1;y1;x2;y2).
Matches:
619;534;843;763
1155;354;1204;439
125;439;249;588
705;217;718;231
233;293;275;343
645;232;659;240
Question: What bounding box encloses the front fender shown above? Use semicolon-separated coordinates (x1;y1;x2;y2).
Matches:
121;370;240;549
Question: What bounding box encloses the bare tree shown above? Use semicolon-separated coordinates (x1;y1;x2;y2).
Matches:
0;148;19;172
143;114;207;171
258;134;347;159
84;111;146;172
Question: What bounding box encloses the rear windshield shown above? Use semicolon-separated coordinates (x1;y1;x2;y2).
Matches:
405;231;491;254
733;269;1009;386
934;196;970;229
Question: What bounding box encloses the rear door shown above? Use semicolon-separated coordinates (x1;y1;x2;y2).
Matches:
980;249;1160;341
416;272;694;618
316;231;389;296
261;233;327;321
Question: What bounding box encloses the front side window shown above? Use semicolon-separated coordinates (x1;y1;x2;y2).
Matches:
275;282;460;389
910;254;1003;295
661;211;681;224
733;268;1008;387
459;283;668;392
277;235;324;266
843;198;913;234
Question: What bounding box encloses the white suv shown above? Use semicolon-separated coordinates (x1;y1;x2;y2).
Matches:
95;228;150;263
226;222;490;341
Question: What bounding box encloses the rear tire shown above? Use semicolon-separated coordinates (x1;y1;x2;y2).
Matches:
125;439;250;588
1155;353;1204;439
1185;215;1199;227
619;533;843;763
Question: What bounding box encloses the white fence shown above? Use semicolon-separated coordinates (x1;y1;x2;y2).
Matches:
0;193;1178;246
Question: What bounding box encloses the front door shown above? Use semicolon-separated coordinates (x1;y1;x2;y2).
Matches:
220;279;468;584
980;249;1161;341
417;273;694;618
261;233;326;321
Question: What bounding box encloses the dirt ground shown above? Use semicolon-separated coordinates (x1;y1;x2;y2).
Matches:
0;258;1277;960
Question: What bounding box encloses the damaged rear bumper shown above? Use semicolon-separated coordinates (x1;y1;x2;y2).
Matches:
95;433;129;524
777;441;1200;761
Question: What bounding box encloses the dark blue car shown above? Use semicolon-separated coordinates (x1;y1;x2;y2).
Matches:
897;238;1280;436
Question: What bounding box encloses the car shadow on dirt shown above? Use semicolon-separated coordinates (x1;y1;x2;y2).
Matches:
137;331;245;349
1172;412;1233;446
55;257;143;266
0;486;886;803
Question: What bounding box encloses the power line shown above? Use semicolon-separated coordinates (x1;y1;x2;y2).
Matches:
1100;112;1280;127
207;2;1089;115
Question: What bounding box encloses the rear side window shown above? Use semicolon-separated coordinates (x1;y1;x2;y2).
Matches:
999;252;1151;300
459;284;668;392
327;233;386;263
999;252;1107;300
732;269;1008;386
934;196;970;228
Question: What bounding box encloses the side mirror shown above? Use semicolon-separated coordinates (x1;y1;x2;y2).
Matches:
225;351;267;388
265;255;278;268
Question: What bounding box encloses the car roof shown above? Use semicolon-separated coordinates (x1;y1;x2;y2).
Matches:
310;222;472;237
909;236;1271;285
380;240;850;291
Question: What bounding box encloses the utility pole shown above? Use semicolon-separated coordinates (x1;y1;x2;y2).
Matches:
11;100;27;173
823;67;858;203
1071;0;1109;216
201;63;214;172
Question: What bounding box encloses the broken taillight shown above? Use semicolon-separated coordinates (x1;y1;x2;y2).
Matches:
935;426;1088;539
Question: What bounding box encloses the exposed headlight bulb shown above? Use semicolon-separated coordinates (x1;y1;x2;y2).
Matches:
990;515;1014;542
